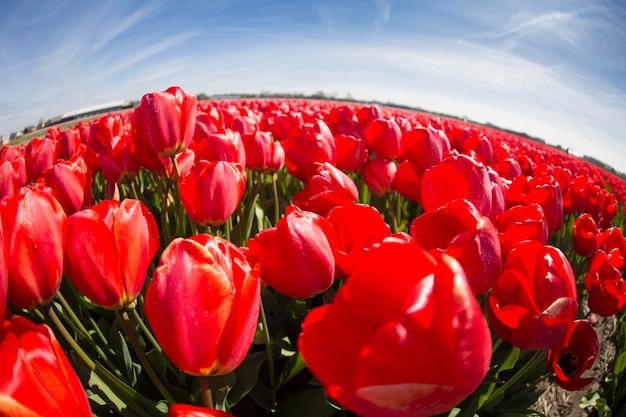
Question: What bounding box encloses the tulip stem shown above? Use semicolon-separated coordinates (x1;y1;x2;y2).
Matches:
200;376;214;409
259;297;277;411
272;172;280;223
132;309;163;353
170;155;181;180
388;193;398;233
479;350;546;411
54;294;123;378
46;306;154;417
118;310;176;404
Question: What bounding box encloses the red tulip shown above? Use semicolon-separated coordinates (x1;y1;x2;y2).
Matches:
65;199;159;310
394;160;422;204
2;186;66;309
168;404;235;417
573;213;598;258
411;199;501;295
334;133;368;173
145;234;260;376
421;153;494;218
42;157;92;216
326;204;391;279
179;161;246;227
283;119;336;181
494;157;522;180
495;203;548;259
25;137;59;181
402;127;447;175
292;162;359;216
98;133;140;184
242;130;278;171
0;214;6;322
192;129;246;166
584;249;626;317
364;117;403;160
0;316;92;416
133;86;197;157
361;159;397;197
89;113;126;154
247;206;336;299
487;241;578;350
527;175;563;233
58;127;82;159
547;320;599;391
0;158;28;200
298;237;491;417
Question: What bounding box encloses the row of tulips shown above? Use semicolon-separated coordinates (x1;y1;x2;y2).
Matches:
1;85;625;417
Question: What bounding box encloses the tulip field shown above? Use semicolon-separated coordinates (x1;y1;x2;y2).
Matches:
2;86;626;417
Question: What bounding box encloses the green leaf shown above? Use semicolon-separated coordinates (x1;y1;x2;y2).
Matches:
277;352;306;390
116;331;139;387
278;387;336;417
228;351;268;405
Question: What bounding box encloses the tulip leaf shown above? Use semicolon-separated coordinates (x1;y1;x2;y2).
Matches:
116;330;139;387
248;380;274;411
228;351;269;405
145;349;195;403
277;387;336;417
277;352;307;390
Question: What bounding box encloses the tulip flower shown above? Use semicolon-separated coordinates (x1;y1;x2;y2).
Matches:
283;119;336;181
192;129;246;166
487;241;578;350
2;185;66;310
584;249;626;317
0;158;28;200
144;234;260;376
168;404;235;417
0;316;92;416
394;160;422;204
42;157;92;216
410;199;501;295
64;199;159;310
0;217;6;323
402;127;448;175
363;117;403;160
242;130;281;171
247;206;336;299
298;237;491;417
179;160;246;227
25;136;59;181
326;204;391;279
421;153;494;218
527;175;563;234
58;127;82;159
334;133;368;173
133;86;197;157
573;213;598;258
495;203;549;259
547;320;599;391
292;162;359;216
361;159;397;197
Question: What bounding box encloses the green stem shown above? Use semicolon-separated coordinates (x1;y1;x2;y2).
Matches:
129;180;140;201
45;306;153;417
272;172;280;223
259;297;277;411
200;376;214;409
388;193;398;233
170;155;181;180
479;350;546;411
118;310;176;404
132;309;162;354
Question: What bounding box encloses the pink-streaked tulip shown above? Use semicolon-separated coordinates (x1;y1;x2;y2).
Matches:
179;161;246;227
421;153;494;218
547;320;599;391
363;118;403;160
145;235;260;376
0;316;92;416
64;199;159;310
247;206;336;299
573;213;598;258
361;159;397;197
298;237;491;417
42;157;92;216
283;119;336;181
168;404;235;417
25;137;59;181
487;241;578;350
133;86;197;157
326;204;390;279
585;250;626;317
2;186;66;309
292;162;359;216
495;203;549;259
411;199;501;295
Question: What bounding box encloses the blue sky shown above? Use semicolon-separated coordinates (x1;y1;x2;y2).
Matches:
1;0;625;171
